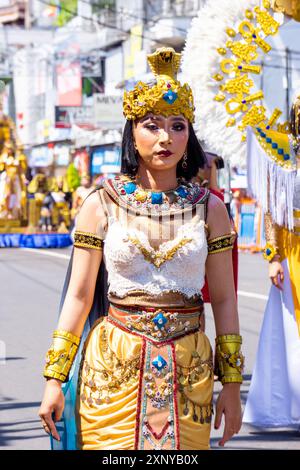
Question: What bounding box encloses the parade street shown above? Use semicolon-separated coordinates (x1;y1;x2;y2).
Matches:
0;248;299;451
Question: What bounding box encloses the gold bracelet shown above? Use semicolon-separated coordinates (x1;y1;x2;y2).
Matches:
215;334;244;385
263;212;279;262
263;242;278;262
43;330;81;382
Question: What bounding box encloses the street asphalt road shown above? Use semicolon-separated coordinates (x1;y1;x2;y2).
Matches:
0;248;299;450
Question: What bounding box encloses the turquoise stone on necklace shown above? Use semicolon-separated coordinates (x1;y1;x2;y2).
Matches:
176;186;188;198
124;182;137;194
151;192;163;204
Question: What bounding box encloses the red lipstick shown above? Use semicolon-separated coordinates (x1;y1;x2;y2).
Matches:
157;150;173;157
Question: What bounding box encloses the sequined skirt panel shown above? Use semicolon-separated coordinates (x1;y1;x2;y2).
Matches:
76;317;214;450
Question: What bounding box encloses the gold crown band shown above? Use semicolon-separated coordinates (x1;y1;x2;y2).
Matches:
215;334;244;385
123;47;195;122
43;330;81;383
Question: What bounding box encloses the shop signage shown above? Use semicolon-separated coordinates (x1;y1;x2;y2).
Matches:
55;106;93;128
93;95;123;124
91;146;121;175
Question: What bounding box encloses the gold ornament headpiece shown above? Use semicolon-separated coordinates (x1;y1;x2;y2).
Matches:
123;47;195;122
271;0;300;22
291;93;300;143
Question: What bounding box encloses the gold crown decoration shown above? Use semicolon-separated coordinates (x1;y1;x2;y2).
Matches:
123;47;195;122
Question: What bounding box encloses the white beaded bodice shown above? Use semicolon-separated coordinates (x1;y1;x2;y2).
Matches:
103;214;208;299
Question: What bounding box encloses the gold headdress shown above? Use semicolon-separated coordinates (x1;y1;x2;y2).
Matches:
123;47;195;122
271;0;300;22
291;93;300;146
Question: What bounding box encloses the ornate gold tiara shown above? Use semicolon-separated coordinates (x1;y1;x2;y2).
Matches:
123;47;195;122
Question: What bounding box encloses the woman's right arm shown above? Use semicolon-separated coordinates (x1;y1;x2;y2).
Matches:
39;191;104;440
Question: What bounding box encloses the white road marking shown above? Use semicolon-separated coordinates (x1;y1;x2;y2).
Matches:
237;290;268;301
20;248;71;260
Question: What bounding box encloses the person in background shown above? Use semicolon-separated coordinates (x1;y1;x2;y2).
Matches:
193;152;238;332
243;92;300;429
71;173;93;223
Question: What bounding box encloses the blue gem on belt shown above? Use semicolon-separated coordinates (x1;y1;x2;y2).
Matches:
152;355;168;371
153;312;168;329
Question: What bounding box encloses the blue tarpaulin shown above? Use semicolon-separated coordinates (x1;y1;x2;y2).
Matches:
0;233;72;248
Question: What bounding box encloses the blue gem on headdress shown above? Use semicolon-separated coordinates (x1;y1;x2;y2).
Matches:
266;248;271;256
124;182;137;194
272;143;278;149
152;355;168;371
153;312;168;329
284;154;290;161
151;192;163;204
278;148;284;155
163;90;178;104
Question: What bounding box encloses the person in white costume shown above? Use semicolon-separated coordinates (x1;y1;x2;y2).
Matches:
243;94;300;428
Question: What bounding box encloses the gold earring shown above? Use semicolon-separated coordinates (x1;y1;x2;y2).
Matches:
182;150;188;170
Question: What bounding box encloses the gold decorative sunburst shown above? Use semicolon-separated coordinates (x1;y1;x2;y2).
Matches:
212;1;292;139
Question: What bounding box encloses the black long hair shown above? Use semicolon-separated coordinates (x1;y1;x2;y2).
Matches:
121;120;207;181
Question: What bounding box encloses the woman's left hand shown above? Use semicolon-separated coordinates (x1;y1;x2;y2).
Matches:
214;383;242;447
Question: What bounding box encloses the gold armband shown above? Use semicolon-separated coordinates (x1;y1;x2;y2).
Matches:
263;212;279;262
74;230;103;251
207;231;236;255
215;334;244;385
43;330;81;382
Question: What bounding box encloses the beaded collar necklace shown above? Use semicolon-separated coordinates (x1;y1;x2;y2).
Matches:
109;175;205;213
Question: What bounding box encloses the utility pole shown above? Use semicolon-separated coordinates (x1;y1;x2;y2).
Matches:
285;47;290;120
25;0;32;29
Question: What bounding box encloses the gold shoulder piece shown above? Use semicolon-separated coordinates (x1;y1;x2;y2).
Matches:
74;230;103;251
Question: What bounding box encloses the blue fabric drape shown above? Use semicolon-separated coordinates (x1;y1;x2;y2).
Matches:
49;187;109;450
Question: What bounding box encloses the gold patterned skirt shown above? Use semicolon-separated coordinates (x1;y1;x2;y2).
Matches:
76;303;214;450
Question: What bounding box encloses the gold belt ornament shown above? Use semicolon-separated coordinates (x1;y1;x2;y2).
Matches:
108;304;203;343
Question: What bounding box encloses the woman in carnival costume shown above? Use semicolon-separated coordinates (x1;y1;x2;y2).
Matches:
243;93;300;428
39;48;243;450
